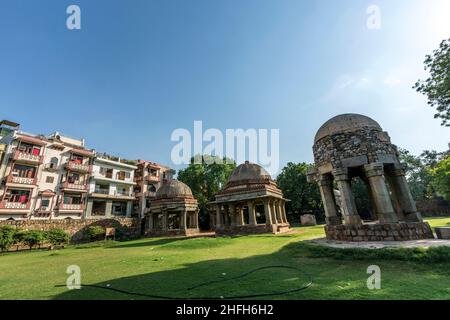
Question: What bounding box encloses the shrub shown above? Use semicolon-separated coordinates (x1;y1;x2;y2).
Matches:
46;229;70;246
0;226;17;252
21;230;47;250
87;226;106;241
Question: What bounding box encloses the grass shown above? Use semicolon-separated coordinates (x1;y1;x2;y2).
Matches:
0;218;449;300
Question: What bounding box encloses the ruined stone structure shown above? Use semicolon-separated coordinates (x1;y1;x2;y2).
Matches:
145;179;200;237
210;161;290;235
307;114;434;241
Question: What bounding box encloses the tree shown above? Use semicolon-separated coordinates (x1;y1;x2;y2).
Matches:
414;38;450;126
0;226;17;253
431;156;450;201
276;162;323;222
177;155;236;229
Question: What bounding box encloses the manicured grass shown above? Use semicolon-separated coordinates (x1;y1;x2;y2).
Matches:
0;218;449;300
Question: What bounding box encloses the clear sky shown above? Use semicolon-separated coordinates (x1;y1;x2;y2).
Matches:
1;0;449;175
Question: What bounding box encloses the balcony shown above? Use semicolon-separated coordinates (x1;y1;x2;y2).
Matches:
6;175;37;186
13;150;43;165
61;181;88;191
0;201;31;210
66;161;91;173
59;203;85;211
94;188;110;195
147;175;160;183
145;191;156;198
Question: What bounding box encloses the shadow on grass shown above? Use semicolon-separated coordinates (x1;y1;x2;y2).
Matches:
54;242;314;300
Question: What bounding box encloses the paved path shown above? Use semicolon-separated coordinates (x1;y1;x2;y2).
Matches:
309;238;450;249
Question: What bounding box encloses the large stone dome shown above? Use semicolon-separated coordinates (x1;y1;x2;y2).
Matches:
155;180;193;199
314;113;382;143
227;161;272;184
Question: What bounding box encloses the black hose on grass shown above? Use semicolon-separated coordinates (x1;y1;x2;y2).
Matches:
55;265;313;299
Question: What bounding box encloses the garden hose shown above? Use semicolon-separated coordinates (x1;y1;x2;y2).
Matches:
55;265;313;299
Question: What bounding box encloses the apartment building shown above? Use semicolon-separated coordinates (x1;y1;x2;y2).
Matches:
0;125;93;220
134;160;175;218
85;156;137;218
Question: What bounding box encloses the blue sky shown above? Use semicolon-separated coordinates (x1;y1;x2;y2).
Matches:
0;0;449;175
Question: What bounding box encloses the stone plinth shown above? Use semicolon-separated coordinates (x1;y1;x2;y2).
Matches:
325;222;434;242
300;214;317;226
215;223;290;236
435;227;450;240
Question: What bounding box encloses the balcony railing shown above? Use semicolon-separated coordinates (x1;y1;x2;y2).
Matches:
94;189;109;195
147;175;160;183
59;203;84;211
6;175;37;185
13;150;43;164
114;191;134;197
62;181;88;191
67;161;91;173
0;201;31;209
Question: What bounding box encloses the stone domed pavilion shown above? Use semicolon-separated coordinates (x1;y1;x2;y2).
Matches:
145;179;199;236
210;161;290;235
307;113;433;241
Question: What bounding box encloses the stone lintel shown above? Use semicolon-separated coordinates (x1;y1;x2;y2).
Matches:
339;155;368;168
332;168;349;181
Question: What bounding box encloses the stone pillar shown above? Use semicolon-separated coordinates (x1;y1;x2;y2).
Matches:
237;206;245;225
215;205;222;228
277;201;284;223
181;209;187;230
387;166;422;222
229;204;236;226
364;163;398;223
317;174;342;226
333;168;362;225
162;210;168;231
264;199;273;225
280;201;288;223
248;202;256;225
148;213;153;231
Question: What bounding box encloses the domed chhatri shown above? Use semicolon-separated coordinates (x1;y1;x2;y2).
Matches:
307;113;433;242
155;179;193;199
210;161;290;235
145;179;199;237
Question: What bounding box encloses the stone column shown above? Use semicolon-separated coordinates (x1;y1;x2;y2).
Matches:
317;174;342;226
162;210;168;231
105;200;113;218
181;209;187;230
281;201;288;224
248;201;256;225
387;166;422;222
215;205;222;229
147;213;153;231
363;163;398;224
333;168;362;225
277;201;284;224
229;204;236;226
264;199;273;225
237;205;245;225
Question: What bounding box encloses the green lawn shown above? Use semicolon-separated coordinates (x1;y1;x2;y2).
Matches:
0;218;449;300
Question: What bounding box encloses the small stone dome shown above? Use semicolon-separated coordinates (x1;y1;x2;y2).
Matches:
314;113;382;143
155;180;193;199
227;161;272;184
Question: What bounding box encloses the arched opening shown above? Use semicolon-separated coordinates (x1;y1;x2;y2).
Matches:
255;204;266;224
351;176;375;221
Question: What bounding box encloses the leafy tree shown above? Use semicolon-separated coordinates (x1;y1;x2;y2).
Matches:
177;155;236;229
0;226;17;252
21;230;46;250
276;162;323;222
431;156;450;200
414;38;450;126
46;229;70;246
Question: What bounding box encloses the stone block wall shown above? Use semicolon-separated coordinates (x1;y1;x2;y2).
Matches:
0;217;142;243
324;222;434;242
313;128;398;168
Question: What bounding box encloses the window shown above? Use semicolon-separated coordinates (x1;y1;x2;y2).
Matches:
63;195;82;204
70;154;83;164
5;190;30;203
48;157;59;169
46;176;54;183
148;184;156;192
12;164;36;178
67;172;80;184
41;199;50;209
116;171;126;180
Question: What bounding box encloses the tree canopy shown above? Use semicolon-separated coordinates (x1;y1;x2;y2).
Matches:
276;162;323;222
177;155;236;229
414;38;450;126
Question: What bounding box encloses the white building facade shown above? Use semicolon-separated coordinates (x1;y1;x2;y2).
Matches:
85;157;137;218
